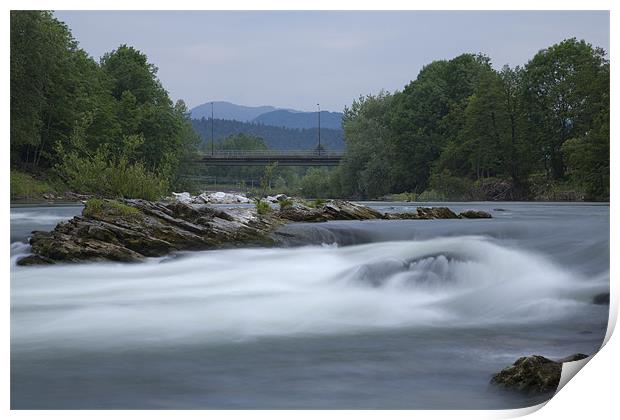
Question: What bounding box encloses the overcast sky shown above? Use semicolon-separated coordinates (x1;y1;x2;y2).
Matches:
54;10;609;112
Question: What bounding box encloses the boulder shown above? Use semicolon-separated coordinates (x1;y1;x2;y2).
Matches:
490;354;589;393
593;292;610;305
172;192;192;203
459;210;492;219
319;200;384;220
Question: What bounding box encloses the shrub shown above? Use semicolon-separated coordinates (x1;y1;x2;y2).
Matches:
278;198;294;210
306;198;326;208
417;190;448;202
55;128;169;200
255;199;272;215
389;192;417;202
83;198;141;218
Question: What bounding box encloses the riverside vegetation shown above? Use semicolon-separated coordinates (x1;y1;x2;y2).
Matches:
11;10;609;203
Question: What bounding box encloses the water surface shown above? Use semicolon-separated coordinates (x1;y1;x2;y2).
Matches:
10;202;609;409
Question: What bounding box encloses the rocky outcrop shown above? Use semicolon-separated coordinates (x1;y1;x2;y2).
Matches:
490;354;589;393
459;210;493;219
17;198;493;265
19;199;282;265
383;207;493;220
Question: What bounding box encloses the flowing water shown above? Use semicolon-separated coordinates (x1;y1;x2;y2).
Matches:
10;202;609;409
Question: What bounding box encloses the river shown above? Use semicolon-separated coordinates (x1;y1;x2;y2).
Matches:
10;201;609;409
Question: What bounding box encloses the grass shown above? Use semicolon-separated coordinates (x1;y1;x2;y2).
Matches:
306;198;326;208
389;192;418;202
255;200;272;215
10;169;59;201
83;198;141;218
278;198;294;210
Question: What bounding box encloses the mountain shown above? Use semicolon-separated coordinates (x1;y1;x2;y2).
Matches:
191;118;345;151
190;101;285;122
190;101;344;129
253;110;343;130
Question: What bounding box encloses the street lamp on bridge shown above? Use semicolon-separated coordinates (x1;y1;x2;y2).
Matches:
211;101;214;156
317;103;321;156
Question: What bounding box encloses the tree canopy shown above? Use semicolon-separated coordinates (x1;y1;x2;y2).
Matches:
10;11;199;198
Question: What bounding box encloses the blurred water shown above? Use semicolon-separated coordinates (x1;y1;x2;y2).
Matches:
10;202;609;409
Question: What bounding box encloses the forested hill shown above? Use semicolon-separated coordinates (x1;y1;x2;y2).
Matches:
190;101;279;122
191;118;345;151
253;110;343;130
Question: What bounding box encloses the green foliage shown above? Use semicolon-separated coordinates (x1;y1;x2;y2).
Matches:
10;11;199;199
10;170;59;200
428;170;475;200
259;162;278;197
521;38;609;181
83;199;140;218
55;117;169;200
278;198;294;210
388;192;417;202
337;39;609;201
255;200;272;215
417;190;448;202
299;168;339;198
191;118;345;151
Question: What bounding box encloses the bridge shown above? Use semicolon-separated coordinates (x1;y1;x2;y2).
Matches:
195;150;345;166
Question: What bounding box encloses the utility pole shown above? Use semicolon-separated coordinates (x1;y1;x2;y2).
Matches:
211;102;214;156
317;103;321;156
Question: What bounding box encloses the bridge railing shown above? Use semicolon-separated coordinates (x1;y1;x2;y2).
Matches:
202;149;345;158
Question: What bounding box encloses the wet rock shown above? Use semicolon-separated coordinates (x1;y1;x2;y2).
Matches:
17;199;492;265
18;199;282;265
593;292;610;305
459;210;492;219
279;202;327;222
384;207;462;220
320;200;384;220
14;254;56;266
490;354;589;393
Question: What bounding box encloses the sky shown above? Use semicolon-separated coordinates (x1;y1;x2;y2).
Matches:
54;10;610;112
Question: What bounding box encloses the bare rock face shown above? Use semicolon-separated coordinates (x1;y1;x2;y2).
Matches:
490;354;589;393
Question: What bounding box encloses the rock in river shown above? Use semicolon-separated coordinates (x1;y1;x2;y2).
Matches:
490;354;589;393
17;198;493;265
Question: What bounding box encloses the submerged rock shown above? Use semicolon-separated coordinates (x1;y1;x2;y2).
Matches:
490;354;589;393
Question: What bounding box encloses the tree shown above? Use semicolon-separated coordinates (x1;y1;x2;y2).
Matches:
521;38;609;180
388;54;492;193
340;91;395;198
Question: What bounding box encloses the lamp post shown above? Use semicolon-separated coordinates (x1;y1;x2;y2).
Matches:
211;102;214;156
317;103;321;156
